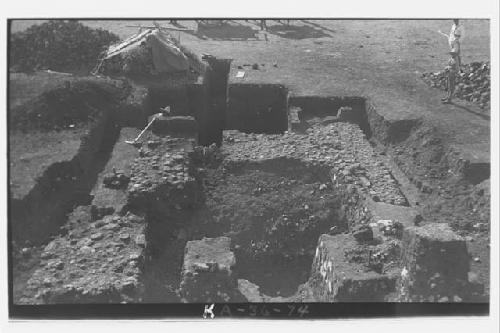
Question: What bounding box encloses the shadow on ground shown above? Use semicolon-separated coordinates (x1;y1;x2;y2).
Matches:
451;101;490;120
266;23;331;40
194;21;259;41
300;20;338;35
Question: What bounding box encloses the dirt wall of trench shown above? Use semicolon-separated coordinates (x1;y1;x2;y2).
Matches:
11;108;120;245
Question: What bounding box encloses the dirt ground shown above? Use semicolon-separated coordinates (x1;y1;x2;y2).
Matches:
11;19;490;148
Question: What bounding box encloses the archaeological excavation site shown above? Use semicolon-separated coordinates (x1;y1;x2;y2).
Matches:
8;20;491;308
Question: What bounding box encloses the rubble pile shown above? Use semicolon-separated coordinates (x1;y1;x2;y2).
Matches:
9;20;119;73
222;122;407;206
19;207;146;304
103;169;130;189
421;61;490;109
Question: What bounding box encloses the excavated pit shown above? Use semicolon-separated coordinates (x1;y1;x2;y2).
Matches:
134;149;350;301
131;100;412;302
221;160;346;297
289;96;371;136
13;82;408;303
13;60;488;304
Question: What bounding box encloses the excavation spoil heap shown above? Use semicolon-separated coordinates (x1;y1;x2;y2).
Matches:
421;61;490;109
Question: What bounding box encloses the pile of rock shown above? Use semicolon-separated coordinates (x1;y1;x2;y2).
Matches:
421;61;490;109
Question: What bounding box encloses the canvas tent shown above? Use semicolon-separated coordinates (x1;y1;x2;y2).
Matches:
95;28;198;78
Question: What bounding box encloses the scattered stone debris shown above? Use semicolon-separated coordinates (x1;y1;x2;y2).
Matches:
90;205;115;221
19;209;146;304
103;169;130;189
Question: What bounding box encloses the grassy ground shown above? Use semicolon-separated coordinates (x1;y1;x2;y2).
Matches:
9;129;86;199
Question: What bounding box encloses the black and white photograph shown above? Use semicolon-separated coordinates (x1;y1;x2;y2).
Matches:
1;0;499;329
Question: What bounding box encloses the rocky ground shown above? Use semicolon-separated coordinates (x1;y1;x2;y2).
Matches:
222;121;407;206
181;121;410;298
12;113;490;303
17;207;146;304
12;105;489;303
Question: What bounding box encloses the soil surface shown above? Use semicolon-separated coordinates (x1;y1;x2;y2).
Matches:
202;159;339;296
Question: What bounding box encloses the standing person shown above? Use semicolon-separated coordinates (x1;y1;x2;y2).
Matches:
260;19;267;31
438;19;464;68
441;51;460;104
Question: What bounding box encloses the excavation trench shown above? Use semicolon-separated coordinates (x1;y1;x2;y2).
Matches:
223;160;346;297
16;54;486;303
131;87;417;302
138;155;348;301
14;76;407;303
10;86;125;246
226;84;289;134
134;94;382;302
10;80;138;302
